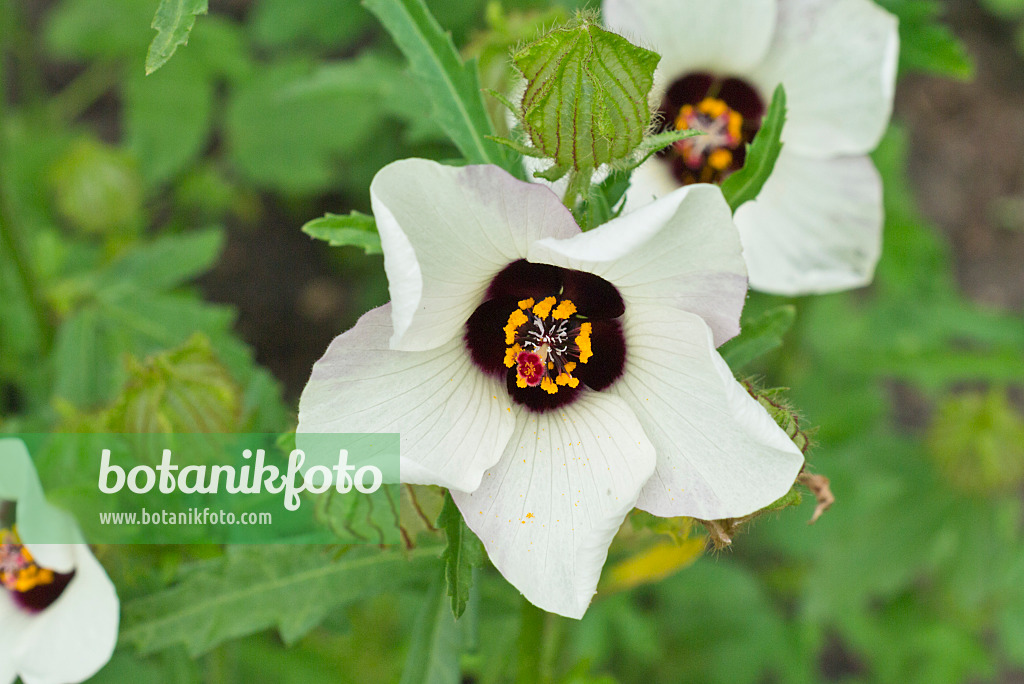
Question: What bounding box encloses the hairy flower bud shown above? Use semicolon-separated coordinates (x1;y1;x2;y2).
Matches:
928;390;1024;495
105;333;242;434
50;138;143;236
509;15;659;173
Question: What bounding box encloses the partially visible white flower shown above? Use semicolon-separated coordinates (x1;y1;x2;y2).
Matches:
0;438;119;684
299;159;804;618
603;0;899;295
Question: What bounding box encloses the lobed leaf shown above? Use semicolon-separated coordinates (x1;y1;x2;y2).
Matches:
145;0;209;75
302;211;381;255
438;492;485;619
720;84;786;213
719;304;797;370
362;0;512;171
121;546;437;656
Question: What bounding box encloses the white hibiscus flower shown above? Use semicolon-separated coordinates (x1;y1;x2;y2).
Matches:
0;438;119;684
298;159;804;618
603;0;899;295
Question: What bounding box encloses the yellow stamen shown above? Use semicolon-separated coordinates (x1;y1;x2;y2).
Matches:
516;376;529;389
518;298;535;310
675;104;694;130
708;148;733;171
555;372;580;388
504;343;522;368
576;322;593;364
551;299;577;320
728;111;743;141
1;527;56;594
540;376;558;394
532;296;556;319
504;309;528;345
699;97;727;118
564;362;576;373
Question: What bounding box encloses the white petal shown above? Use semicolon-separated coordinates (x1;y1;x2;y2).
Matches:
370;159;579;351
748;0;898;157
15;545;119;684
619;158;679;212
734;149;883;295
612;304;804;519
602;0;777;79
452;392;656;619
530;183;747;346
0;593;31;684
297;305;516;493
0;439;78;572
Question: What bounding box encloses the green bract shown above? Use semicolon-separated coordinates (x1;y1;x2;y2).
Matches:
510;17;659;173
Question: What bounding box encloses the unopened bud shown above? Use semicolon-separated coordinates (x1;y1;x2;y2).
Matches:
928;390;1024;495
509;15;659;173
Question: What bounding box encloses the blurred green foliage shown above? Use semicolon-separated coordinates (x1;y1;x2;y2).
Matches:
1;1;1022;683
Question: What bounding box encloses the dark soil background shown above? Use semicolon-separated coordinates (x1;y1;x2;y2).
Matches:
899;0;1024;311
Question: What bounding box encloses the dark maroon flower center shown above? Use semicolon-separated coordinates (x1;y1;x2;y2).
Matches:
464;260;627;412
1;505;74;613
658;72;766;185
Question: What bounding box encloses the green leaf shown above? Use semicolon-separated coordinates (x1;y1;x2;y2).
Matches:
874;0;973;79
302;211;381;255
579;169;631;230
51;291;237;407
96;228;224;291
43;0;154;60
719;304;797;370
512;18;660;171
248;0;373;52
720;84;786;213
121;546;437;656
225;58;401;193
145;0;208;75
125;53;215;184
438;492;485;619
399;571;462;684
362;0;512;171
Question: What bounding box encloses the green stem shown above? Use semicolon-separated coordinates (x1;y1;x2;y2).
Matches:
48;61;121;123
0;3;55;352
562;167;592;219
3;1;46;112
516;598;556;684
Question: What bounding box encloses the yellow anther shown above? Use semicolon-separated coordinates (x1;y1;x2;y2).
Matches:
532;296;556;319
552;299;577;320
555;372;579;388
504;344;521;368
563;362;576;373
576;322;593;364
504;309;528;344
516;376;529;389
675;104;695;130
518;298;535;310
728;111;743;140
540;377;558;394
1;527;56;594
699;97;728;118
708;148;733;171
